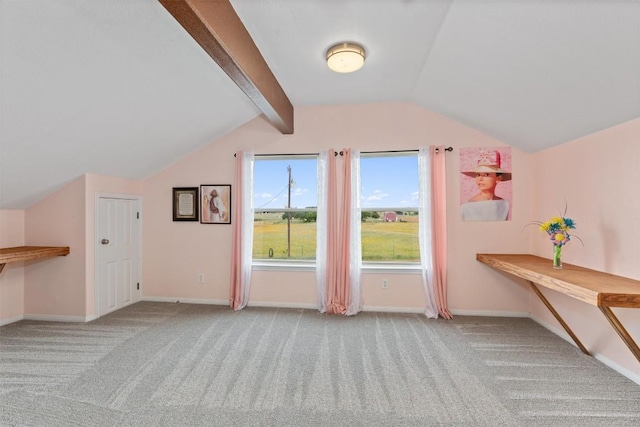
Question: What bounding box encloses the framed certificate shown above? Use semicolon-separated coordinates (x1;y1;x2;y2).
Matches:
172;187;199;221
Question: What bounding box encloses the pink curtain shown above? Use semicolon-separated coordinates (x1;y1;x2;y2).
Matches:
431;146;451;319
325;149;358;315
324;149;346;314
229;151;253;310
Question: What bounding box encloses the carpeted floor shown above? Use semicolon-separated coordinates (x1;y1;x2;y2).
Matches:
1;302;639;426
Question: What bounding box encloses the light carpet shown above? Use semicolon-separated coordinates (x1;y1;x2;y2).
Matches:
1;302;639;426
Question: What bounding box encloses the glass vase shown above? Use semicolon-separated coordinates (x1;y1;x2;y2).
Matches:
553;245;562;269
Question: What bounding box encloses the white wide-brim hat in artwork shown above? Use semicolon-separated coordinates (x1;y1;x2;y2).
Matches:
462;149;512;181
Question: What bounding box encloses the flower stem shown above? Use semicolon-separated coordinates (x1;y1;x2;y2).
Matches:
553;245;562;269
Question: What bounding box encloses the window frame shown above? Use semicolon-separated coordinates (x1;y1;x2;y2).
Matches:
250;151;423;271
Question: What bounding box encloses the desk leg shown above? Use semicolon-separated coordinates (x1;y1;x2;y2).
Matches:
528;281;590;355
0;264;5;274
599;306;640;363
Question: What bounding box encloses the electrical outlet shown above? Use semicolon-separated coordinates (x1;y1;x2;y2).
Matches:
382;279;389;289
198;273;205;284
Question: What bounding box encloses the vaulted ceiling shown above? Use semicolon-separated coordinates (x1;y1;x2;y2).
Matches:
1;0;639;209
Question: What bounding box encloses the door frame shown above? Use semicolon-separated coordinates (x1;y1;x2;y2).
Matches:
93;193;142;319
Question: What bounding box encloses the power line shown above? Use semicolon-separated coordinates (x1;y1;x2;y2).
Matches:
256;185;287;210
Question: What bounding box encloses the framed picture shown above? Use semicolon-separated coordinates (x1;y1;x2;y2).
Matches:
459;147;513;222
172;187;199;221
200;185;231;224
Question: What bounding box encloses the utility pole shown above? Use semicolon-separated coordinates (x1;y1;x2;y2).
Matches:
287;165;292;258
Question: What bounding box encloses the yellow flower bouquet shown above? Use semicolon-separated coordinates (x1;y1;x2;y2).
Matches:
529;206;582;269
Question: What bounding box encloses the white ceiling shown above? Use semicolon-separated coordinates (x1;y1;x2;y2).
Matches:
1;0;639;209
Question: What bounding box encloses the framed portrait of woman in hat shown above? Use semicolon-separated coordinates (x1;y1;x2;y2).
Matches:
459;147;513;221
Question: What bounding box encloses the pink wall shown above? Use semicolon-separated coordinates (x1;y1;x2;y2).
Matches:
142;102;533;314
530;118;640;377
25;176;86;318
0;210;25;323
5;102;637;380
15;174;142;320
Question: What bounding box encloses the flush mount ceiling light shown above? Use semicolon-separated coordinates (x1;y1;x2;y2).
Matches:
326;42;366;73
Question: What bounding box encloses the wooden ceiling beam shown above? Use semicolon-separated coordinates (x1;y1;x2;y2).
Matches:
159;0;293;134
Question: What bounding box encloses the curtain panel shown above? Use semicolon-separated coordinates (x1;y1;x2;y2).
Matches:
316;149;362;316
430;146;451;319
346;149;363;315
418;146;451;319
229;151;254;311
315;150;331;313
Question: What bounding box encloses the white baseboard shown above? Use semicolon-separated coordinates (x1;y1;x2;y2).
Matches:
530;313;640;386
529;313;574;344
363;306;425;314
140;299;528;318
142;296;228;306
142;297;317;311
594;353;640;386
247;301;318;310
141;297;319;311
23;314;88;323
451;309;529;318
1;315;25;326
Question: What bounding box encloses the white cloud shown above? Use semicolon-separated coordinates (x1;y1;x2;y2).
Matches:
364;189;389;201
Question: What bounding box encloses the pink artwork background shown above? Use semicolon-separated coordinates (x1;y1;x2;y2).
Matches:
459;146;513;220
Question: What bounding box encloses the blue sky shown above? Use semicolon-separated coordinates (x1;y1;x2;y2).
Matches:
253;156;419;209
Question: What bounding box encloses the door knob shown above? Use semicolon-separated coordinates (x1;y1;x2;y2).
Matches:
101;239;110;245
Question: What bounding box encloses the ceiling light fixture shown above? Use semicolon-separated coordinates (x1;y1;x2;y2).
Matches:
326;42;366;73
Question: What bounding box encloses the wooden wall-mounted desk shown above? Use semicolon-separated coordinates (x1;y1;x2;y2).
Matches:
0;246;70;274
477;253;640;364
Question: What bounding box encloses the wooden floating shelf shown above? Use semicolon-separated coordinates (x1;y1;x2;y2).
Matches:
476;253;640;308
477;253;640;364
0;246;70;273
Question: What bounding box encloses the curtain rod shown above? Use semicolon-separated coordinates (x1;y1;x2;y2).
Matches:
233;152;338;157
234;147;453;157
340;147;453;156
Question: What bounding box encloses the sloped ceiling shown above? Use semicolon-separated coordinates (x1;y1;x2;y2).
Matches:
1;0;639;210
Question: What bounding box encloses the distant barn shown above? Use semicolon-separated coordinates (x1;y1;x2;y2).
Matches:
384;212;397;222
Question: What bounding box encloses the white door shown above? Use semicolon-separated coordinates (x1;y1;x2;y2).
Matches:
96;196;141;317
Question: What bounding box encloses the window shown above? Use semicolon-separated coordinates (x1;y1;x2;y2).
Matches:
253;157;317;261
359;154;420;263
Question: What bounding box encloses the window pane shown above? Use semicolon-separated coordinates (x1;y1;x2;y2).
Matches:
360;155;418;210
253;212;316;260
254;158;317;210
360;155;420;263
361;211;419;262
253;158;317;261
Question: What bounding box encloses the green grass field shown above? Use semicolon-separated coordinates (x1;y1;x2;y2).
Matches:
253;214;419;261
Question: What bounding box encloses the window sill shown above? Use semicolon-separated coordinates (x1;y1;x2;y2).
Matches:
361;263;421;274
252;260;421;274
252;260;316;272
